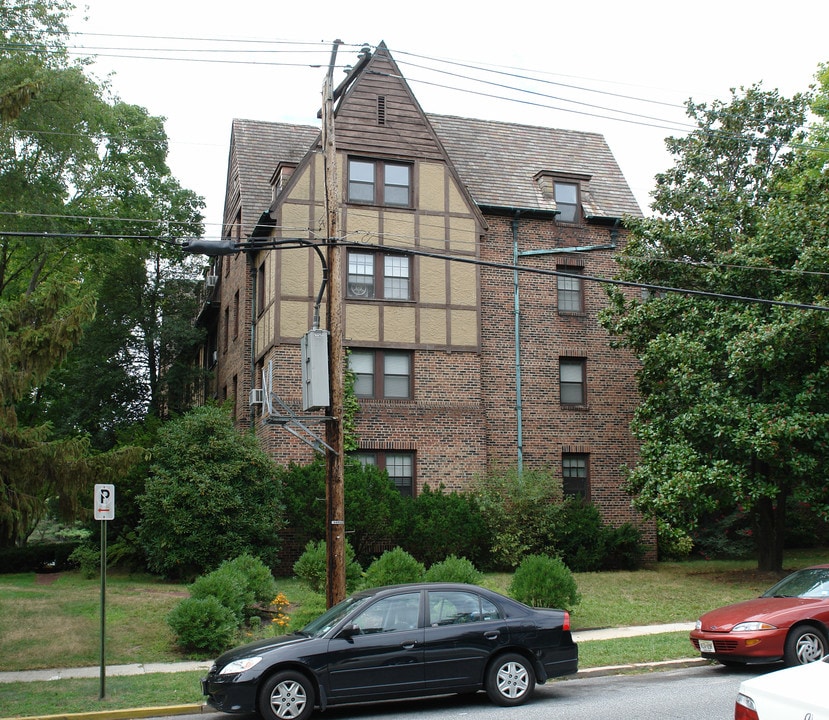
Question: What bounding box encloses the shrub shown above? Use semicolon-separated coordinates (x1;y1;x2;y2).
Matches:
424;555;483;584
68;544;100;579
189;554;277;622
189;565;249;622
293;539;363;594
222;554;278;605
401;484;491;567
138;404;283;580
279;457;407;565
549;496;606;572
602;523;646;570
167;596;237;654
361;547;424;588
0;542;79;574
509;554;580;610
473;466;561;570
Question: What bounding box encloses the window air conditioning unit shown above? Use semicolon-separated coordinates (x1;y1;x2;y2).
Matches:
205;274;218;289
249;388;266;406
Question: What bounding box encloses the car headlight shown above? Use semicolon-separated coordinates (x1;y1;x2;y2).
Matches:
218;656;263;675
732;622;777;632
695;620;702;630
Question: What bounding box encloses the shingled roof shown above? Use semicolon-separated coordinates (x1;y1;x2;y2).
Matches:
427;114;642;219
227;119;319;234
226;114;641;229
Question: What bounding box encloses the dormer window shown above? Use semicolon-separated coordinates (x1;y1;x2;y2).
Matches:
554;182;579;223
534;171;589;224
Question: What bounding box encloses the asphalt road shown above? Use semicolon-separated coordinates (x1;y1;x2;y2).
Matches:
161;663;771;720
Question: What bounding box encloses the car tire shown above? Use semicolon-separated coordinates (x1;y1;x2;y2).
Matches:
257;670;315;720
485;653;535;707
783;624;827;666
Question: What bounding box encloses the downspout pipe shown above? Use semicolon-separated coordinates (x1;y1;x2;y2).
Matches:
249;253;257;429
512;211;523;475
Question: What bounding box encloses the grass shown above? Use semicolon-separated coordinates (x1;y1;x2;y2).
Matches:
0;549;825;718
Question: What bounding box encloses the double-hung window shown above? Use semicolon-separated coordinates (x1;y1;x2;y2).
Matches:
347;251;411;300
557;266;584;313
354;451;415;496
348;158;412;207
349;349;412;399
562;453;589;498
560;358;586;405
554;182;579;223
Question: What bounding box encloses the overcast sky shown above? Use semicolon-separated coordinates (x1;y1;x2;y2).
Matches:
67;0;828;237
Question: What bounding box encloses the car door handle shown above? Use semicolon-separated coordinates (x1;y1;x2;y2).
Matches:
401;640;418;649
484;631;500;640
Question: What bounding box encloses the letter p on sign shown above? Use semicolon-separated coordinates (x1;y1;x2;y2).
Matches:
94;484;115;520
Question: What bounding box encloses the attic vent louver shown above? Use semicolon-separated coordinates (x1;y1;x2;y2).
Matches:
377;96;386;126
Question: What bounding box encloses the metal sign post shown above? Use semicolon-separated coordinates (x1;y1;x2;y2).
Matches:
94;484;115;700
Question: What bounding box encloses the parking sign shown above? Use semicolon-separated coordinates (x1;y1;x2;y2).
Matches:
94;484;115;520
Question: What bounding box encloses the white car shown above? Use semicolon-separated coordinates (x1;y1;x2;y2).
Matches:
736;656;829;719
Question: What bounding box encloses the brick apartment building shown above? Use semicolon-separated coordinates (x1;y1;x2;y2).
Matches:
194;43;648;543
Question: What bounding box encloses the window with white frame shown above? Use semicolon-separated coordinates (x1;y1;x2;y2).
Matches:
554;182;579;223
349;349;412;399
348;158;412;207
557;266;584;313
560;358;586;405
347;251;411;300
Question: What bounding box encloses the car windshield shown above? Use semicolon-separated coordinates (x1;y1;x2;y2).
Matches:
300;595;372;638
762;568;829;599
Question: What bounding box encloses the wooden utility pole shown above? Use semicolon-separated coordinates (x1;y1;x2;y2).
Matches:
323;40;346;608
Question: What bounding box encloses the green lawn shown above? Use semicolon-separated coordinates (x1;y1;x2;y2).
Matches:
0;549;825;718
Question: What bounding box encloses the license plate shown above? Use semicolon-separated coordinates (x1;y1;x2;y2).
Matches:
699;640;715;653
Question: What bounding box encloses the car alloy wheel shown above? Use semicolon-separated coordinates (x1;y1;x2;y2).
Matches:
784;624;827;666
485;653;535;706
258;670;314;720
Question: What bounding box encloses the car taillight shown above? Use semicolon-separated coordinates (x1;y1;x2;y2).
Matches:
735;693;759;720
563;611;571;632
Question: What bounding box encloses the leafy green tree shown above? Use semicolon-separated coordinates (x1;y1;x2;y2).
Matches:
0;1;204;544
601;78;829;571
138;404;284;579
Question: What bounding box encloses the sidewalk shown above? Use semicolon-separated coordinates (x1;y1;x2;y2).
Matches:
0;623;704;719
0;622;697;684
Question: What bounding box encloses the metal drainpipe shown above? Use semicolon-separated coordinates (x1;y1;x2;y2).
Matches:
512;211;524;474
249;253;257;429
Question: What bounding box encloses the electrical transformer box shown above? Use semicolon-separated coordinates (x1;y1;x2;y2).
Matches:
301;329;330;411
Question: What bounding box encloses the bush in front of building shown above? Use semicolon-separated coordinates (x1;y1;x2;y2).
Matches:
293;539;363;594
361;547;425;588
168;554;281;653
423;555;483;584
279;457;407;567
400;483;491;568
473;467;562;570
548;495;646;571
509;554;580;610
138;405;284;580
167;595;238;655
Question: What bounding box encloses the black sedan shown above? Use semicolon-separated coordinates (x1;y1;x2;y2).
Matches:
202;582;578;720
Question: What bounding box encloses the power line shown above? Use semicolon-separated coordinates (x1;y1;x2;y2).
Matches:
4;229;827;312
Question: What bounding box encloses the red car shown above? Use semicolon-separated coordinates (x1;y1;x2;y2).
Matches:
690;564;829;667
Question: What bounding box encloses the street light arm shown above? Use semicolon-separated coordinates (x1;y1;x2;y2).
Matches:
181;238;240;256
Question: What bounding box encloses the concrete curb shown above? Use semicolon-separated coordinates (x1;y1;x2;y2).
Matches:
0;705;209;720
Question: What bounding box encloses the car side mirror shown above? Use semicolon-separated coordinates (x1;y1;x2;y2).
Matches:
336;624;360;641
